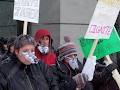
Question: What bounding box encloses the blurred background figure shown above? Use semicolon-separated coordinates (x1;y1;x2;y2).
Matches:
1;36;17;61
0;37;8;60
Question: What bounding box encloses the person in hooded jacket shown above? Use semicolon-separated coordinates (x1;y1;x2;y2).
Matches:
34;29;56;66
52;36;93;90
92;57;119;90
0;34;59;90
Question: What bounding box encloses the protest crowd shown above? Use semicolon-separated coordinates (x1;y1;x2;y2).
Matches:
0;0;120;90
0;28;120;90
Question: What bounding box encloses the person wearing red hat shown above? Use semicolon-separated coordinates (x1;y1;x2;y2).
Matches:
34;29;56;66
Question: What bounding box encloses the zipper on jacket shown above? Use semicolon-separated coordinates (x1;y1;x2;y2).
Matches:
24;66;34;90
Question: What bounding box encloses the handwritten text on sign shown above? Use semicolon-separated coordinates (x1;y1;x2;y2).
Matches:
13;0;40;23
88;25;112;36
85;0;120;39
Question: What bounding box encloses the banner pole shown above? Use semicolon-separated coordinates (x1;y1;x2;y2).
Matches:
82;39;120;89
76;39;98;90
105;55;120;88
88;39;99;57
23;21;28;35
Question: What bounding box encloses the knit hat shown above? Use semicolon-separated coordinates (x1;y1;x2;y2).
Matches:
57;36;78;61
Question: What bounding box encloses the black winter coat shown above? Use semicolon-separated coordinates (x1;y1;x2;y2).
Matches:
52;60;93;90
92;62;119;90
0;55;59;90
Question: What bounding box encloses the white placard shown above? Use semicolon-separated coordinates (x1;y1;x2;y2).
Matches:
85;0;120;39
82;56;96;81
13;0;40;23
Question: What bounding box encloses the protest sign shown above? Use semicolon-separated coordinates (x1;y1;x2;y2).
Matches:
79;27;120;60
82;56;96;81
13;0;40;23
85;0;120;39
83;0;120;88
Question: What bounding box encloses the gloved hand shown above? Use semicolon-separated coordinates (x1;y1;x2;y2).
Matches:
104;63;117;73
102;63;117;79
72;73;88;89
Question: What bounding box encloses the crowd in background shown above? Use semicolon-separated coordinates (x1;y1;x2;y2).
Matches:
0;28;120;90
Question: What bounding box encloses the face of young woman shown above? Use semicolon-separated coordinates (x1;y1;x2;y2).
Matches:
15;44;35;65
39;36;49;46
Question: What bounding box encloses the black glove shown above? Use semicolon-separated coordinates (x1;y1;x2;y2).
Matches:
102;63;117;80
105;63;117;73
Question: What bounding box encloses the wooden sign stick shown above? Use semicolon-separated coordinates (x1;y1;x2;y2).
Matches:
23;21;28;35
105;55;120;88
88;39;120;89
88;39;99;57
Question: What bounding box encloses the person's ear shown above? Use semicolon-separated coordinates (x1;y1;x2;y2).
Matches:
14;49;19;55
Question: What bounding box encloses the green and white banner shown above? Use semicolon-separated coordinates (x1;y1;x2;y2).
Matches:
79;27;120;60
85;0;120;39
